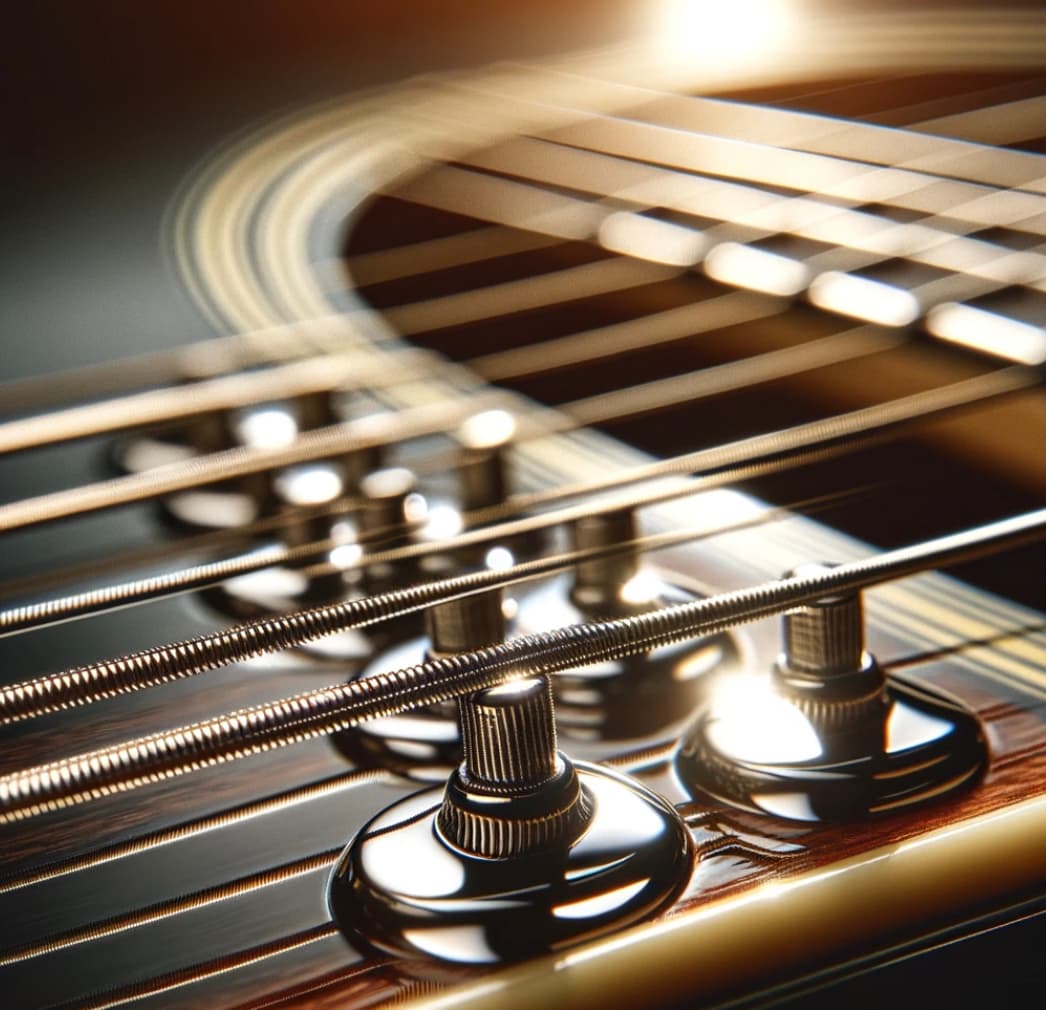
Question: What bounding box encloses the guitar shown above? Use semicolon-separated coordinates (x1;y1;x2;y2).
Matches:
2;2;1045;1009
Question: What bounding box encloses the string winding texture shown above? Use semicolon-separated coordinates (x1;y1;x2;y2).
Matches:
1;509;1041;822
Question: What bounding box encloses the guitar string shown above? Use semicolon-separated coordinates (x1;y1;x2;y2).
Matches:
24;93;1029;614
440;60;1046;190
0;321;928;607
309;84;1046;287
24;65;1046;1010
1;76;1042;418
2;27;1037;756
0;414;878;634
2;122;1037;524
246;67;1046;685
0;360;1031;536
2;31;1046;1010
418;141;1046;274
0;162;1035;534
386;77;1046;264
0;350;433;457
0;497;348;603
0;203;1033;463
0;323;906;623
0;71;1033;685
0;849;339;966
0;508;1041;823
126;104;1046;457
2;35;1046;1007
0;393;509;534
0;482;869;711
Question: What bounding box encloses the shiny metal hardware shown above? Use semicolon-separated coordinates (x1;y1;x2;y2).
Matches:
334;587;509;779
330;668;692;964
773;562;887;728
570;507;647;617
450;408;544;563
439;676;591;858
515;506;738;753
200;461;357;636
427;588;506;658
112;389;346;529
677;565;987;822
357;467;426;596
456;409;515;513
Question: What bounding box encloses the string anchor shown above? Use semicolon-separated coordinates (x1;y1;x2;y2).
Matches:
515;506;739;754
677;563;988;822
332;584;510;779
113;385;347;530
329;599;691;963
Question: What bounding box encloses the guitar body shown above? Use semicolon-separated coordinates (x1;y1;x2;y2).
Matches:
2;3;1045;1009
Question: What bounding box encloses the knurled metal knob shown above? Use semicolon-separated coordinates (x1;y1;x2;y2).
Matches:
459;677;559;789
775;563;885;726
783;563;865;676
438;676;590;858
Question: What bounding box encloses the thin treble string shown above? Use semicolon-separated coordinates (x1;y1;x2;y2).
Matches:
0;486;866;708
450;62;1046;194
0;321;878;603
0;439;870;636
0;359;1033;539
4;80;1042;419
389;153;1046;296
0;350;434;457
466;366;1037;524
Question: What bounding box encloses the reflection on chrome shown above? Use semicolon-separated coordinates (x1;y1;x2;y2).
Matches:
403;925;501;964
362;802;467;898
618;570;667;608
272;463;344;505
671;644;724;681
703;675;823;764
329;766;690;963
553;878;650;920
484;546;515;572
422;503;465;540
678;670;987;822
926;302;1046;366
458;409;517;451
597;212;705;267
809;271;921;327
564;854;632;882
330;542;364;570
231;406;300;449
749;791;818;823
885;701;953;753
704;242;809;296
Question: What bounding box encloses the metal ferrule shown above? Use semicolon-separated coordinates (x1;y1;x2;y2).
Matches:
426;591;507;659
570;508;644;617
437;759;591;859
437;675;593;858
